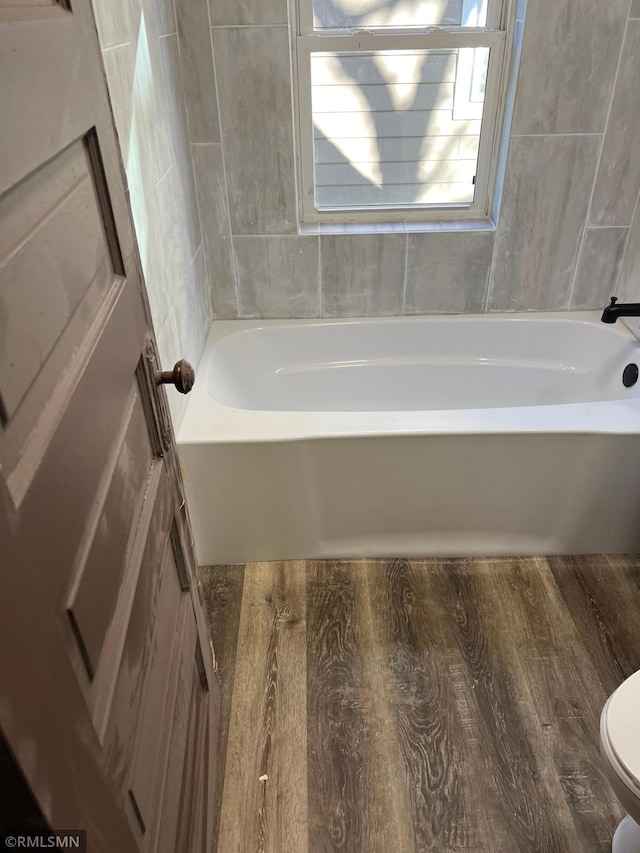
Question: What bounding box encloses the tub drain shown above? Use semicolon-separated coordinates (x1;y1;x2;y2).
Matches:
622;363;639;387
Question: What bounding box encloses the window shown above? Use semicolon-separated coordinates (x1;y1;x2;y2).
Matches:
292;0;514;223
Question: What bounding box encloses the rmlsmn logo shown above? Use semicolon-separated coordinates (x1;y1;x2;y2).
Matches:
1;832;87;850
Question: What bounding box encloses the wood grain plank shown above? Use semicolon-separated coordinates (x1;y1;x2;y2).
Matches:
307;560;415;853
473;557;623;853
363;558;478;852
352;561;417;853
548;554;640;694
306;561;357;852
307;560;370;853
430;558;571;853
199;564;245;696
217;562;307;853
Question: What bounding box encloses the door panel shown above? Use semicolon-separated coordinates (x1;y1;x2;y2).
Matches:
184;677;209;853
191;716;209;853
66;389;154;678
0;1;219;849
176;671;203;852
86;458;166;738
5;277;143;599
0;138;116;424
127;549;189;841
102;472;177;782
0;134;126;500
155;609;199;853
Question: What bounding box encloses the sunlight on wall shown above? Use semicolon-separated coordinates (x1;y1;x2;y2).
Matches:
376;52;433;109
312;53;381;185
125;12;151;300
311;48;479;207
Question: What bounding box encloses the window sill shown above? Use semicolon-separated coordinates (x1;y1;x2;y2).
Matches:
298;219;496;236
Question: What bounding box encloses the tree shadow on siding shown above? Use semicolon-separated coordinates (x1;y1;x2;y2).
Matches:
312;0;476;206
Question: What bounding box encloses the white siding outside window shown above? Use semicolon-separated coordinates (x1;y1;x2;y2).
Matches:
292;0;514;223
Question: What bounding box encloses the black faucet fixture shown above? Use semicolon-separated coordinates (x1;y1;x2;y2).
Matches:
601;296;640;324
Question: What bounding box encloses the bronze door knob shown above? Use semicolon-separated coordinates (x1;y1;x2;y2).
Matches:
155;359;195;394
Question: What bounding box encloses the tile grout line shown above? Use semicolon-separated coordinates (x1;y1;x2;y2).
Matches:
509;132;603;138
613;17;640;299
613;183;640;298
208;22;241;318
210;23;289;28
484;195;502;312
583;224;629;230
401;233;409;315
153;159;176;190
189;141;216;319
286;2;308;273
318;234;323;317
589;0;633;205
567;227;589;311
566;1;633;309
287;0;321;317
481;0;528;313
170;0;214;321
101;40;132;52
190;239;204;267
483;228;498;312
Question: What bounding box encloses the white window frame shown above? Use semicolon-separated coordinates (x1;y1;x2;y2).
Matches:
291;0;516;224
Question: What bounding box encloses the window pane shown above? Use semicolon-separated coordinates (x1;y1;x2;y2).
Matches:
311;49;487;210
312;0;488;31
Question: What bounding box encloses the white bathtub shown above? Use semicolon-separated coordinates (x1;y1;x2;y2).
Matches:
178;313;640;564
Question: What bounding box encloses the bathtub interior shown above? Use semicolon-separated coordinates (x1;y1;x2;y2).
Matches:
203;315;640;413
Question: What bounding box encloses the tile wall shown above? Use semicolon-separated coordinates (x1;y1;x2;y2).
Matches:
92;0;215;428
210;0;640;319
95;0;640;335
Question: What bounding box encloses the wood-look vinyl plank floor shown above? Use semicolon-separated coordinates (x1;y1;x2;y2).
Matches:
200;555;640;853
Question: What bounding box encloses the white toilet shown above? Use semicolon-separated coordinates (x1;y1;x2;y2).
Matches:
601;670;640;853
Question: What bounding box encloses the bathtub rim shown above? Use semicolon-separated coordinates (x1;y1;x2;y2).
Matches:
178;311;640;445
